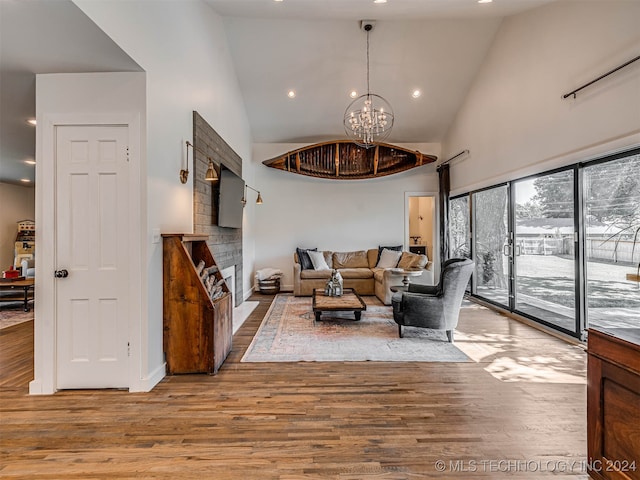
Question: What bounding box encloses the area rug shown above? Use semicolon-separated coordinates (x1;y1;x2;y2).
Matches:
242;294;470;363
0;307;33;330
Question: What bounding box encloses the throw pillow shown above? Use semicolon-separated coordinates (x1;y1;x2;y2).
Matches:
377;245;402;264
376;248;402;268
397;251;428;270
308;250;330;271
296;247;317;270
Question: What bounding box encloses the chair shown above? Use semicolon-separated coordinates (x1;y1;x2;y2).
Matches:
391;258;474;342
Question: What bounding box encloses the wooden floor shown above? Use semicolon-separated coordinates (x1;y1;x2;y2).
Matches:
0;295;589;479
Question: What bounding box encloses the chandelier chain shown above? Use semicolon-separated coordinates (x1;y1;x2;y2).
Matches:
366;29;370;95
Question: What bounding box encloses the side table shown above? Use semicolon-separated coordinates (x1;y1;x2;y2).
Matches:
390;268;423;287
389;269;424;295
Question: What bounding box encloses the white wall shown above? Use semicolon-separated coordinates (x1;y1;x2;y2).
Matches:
0;184;35;270
72;0;253;375
443;0;640;195
252;143;440;290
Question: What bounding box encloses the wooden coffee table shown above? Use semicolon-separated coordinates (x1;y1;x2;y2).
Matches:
312;288;366;322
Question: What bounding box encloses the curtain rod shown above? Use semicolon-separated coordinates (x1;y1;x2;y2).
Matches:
439;150;469;167
563;54;640;99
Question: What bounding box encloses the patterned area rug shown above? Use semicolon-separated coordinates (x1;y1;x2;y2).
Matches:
0;307;33;330
242;294;470;363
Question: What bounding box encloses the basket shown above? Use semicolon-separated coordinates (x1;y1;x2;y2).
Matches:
258;278;281;294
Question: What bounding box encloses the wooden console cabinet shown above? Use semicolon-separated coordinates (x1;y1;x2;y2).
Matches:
587;328;640;480
162;234;232;375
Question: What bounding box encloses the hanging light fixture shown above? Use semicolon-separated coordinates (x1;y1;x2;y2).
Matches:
343;20;394;148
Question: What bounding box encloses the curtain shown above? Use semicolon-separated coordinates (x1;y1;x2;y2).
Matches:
437;163;450;265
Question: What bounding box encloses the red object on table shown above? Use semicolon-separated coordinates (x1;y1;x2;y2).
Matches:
2;266;20;279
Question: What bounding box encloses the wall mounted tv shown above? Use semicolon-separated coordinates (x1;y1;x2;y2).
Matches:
217;166;245;229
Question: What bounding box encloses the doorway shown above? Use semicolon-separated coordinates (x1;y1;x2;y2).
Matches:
405;193;437;265
31;112;143;395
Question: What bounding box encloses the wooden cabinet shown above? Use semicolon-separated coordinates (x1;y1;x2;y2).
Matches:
162;234;232;375
587;328;640;480
409;245;426;255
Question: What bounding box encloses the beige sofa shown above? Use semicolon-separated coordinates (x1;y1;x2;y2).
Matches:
293;248;434;305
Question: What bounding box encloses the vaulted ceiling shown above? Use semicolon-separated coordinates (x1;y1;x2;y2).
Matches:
204;0;554;144
0;0;555;184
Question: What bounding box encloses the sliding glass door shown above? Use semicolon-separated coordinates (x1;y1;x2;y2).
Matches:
584;153;640;330
450;147;640;339
513;170;578;334
449;195;471;259
472;185;511;308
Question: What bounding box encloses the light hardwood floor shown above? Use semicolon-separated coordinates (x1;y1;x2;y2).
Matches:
0;295;589;479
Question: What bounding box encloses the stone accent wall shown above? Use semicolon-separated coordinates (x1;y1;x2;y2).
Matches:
193;111;243;305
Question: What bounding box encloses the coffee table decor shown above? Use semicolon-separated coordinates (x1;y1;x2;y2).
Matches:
324;269;344;297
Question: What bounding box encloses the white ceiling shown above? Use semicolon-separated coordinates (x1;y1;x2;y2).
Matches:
0;0;555;184
0;0;142;185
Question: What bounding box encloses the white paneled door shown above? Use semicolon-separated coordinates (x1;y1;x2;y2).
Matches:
55;125;130;389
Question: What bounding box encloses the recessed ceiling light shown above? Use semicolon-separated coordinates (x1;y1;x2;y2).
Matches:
287;90;296;98
20;178;31;183
374;0;387;3
349;90;358;98
478;0;492;3
274;0;283;2
412;89;422;99
27;119;36;126
24;159;36;165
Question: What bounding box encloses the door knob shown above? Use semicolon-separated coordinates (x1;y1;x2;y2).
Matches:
54;269;69;278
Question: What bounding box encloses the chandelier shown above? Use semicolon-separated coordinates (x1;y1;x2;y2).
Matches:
343;21;394;148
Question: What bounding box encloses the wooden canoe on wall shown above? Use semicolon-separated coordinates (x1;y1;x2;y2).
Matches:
262;140;437;180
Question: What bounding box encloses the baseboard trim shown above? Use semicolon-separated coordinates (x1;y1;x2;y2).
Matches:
28;378;52;395
131;362;166;392
244;285;255;301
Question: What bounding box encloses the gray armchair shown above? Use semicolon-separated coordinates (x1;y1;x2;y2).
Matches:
391;258;474;342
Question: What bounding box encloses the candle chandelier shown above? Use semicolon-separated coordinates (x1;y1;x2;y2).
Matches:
343;21;394;148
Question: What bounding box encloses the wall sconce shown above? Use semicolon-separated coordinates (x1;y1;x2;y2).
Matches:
241;184;263;207
181;140;219;184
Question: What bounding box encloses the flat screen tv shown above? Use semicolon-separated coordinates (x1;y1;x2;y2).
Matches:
217;166;245;229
